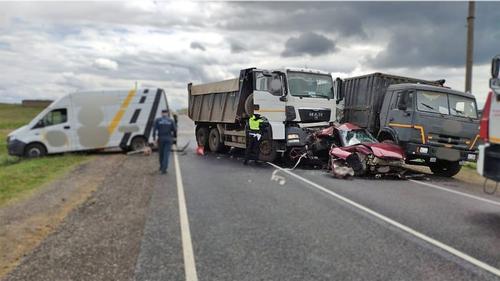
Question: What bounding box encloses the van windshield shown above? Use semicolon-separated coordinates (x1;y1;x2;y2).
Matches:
416;91;478;119
287;72;333;99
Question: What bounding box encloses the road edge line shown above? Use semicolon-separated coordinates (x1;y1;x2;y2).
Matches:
174;148;199;281
408;179;500;207
268;162;500;278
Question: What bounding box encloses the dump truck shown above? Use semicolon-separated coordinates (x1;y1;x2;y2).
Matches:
477;55;500;182
188;67;337;162
336;73;480;177
7;88;170;157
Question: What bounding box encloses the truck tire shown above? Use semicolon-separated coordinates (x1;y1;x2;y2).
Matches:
196;126;209;148
429;160;461;177
24;143;47;158
208;128;226;152
244;93;254;116
259;139;277;162
130;136;147;151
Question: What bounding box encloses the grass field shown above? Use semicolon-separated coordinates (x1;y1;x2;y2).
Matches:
0;103;87;206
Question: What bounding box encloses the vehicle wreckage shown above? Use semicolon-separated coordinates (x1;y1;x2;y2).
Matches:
288;123;408;178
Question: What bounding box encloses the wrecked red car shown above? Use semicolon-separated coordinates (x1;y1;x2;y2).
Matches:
320;123;406;177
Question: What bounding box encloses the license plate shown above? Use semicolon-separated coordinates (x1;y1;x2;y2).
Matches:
436;147;460;161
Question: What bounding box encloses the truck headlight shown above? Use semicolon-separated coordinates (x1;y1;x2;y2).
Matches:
288;134;300;140
467;154;476;161
418;147;428;154
7;135;15;142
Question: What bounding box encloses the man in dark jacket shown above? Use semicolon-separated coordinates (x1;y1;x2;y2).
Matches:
153;110;177;174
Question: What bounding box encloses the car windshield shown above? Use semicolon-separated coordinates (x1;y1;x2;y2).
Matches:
448;95;478;119
339;129;378;146
287;71;334;99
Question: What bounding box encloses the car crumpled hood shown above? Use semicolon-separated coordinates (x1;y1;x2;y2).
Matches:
363;143;405;159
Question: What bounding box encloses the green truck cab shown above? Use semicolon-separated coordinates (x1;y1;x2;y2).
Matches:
337;73;480;177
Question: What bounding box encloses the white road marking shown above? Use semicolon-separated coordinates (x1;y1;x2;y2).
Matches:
174;149;199;281
409;179;500;208
268;162;500;278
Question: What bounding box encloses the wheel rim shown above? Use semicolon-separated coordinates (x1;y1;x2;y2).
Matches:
29;148;41;157
133;140;145;150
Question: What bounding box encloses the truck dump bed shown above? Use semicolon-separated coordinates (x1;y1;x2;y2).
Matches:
342;72;442;132
188;69;253;124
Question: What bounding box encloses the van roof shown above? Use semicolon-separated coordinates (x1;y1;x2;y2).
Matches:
388;83;475;98
69;88;161;96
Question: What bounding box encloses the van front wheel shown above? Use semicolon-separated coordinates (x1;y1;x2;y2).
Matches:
24;143;47;158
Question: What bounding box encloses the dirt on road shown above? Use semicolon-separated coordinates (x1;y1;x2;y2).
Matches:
1;152;160;281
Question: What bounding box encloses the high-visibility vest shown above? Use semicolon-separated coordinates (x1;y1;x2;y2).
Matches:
249;115;263;131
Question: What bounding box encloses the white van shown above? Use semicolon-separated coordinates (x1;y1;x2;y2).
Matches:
477;55;500;181
7;88;170;157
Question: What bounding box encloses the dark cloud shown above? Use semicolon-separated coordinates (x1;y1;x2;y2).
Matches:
229;41;245;54
190;41;206;51
281;32;336;57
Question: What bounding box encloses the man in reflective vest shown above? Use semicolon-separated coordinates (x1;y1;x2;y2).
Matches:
244;113;265;165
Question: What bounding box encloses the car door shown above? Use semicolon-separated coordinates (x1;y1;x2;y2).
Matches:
32;108;73;153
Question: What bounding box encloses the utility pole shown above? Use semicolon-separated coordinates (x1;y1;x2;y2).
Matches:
465;1;475;93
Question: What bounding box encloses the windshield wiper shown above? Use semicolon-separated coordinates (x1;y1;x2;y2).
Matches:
420;103;435;110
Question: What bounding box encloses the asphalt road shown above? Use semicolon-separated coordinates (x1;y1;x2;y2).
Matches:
5;115;500;280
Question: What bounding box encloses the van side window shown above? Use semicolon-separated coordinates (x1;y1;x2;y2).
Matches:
34;108;68;129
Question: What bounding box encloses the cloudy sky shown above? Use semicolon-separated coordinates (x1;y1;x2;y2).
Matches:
0;1;499;109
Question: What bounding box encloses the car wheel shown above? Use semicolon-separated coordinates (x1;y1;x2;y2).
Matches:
24;143;47;158
429;160;461;177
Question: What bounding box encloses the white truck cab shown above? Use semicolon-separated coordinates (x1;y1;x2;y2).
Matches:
7;88;169;157
477;55;500;182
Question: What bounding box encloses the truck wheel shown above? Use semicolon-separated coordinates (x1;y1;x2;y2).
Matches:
196;126;209;148
208;128;226;152
259;139;277;162
429;160;461;177
130;136;147;151
24;143;47;158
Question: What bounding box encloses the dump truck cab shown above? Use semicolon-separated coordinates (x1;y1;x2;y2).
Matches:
253;67;336;144
378;83;479;176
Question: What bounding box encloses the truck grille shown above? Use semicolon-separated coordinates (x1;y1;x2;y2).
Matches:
427;133;471;149
298;109;331;123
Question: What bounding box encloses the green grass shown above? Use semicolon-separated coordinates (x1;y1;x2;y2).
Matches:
0;103;88;206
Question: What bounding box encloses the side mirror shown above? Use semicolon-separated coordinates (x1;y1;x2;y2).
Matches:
491;55;500;79
270;78;282;96
173;114;178;124
335;78;344;102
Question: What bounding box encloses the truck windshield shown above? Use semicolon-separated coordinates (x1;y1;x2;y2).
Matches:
287;72;333;99
449;95;477;119
416;91;478;119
